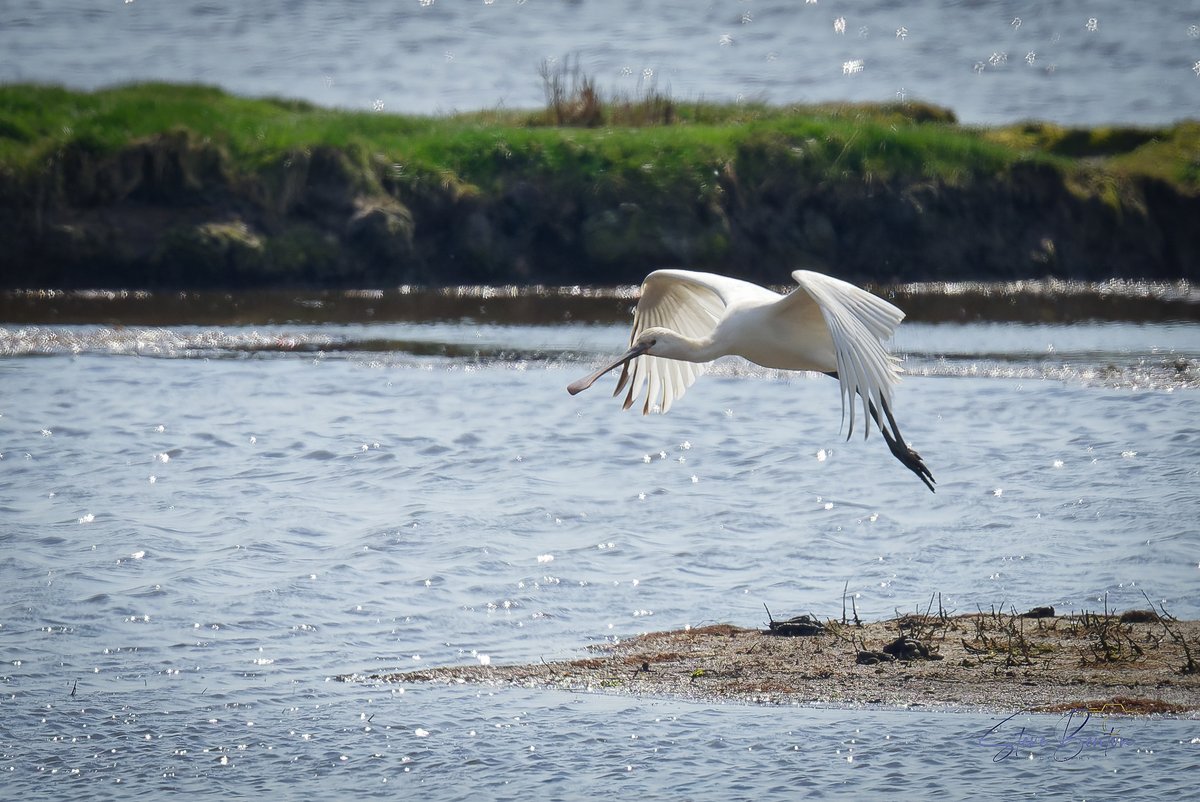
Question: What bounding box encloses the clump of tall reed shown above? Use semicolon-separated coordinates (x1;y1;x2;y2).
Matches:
534;54;676;128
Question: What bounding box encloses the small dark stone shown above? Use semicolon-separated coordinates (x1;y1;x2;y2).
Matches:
765;614;826;637
1118;609;1159;624
1020;606;1056;619
881;635;942;661
856;650;895;666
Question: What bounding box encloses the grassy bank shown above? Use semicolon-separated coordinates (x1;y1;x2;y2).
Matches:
1;82;1197;288
7;82;1197;187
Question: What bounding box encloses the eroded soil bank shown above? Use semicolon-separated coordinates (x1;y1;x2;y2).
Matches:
3;84;1198;289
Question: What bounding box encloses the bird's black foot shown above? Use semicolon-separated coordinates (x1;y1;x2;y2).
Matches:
887;435;936;493
823;372;936;492
868;397;936;493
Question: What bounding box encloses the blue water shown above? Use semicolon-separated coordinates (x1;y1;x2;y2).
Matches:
1;314;1197;799
4;1;1199;793
3;0;1199;125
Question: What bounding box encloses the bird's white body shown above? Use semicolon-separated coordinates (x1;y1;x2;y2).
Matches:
568;268;935;490
657;283;834;371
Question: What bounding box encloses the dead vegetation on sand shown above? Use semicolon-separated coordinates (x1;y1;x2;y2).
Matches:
348;600;1199;715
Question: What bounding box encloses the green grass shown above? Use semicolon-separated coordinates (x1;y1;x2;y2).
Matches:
1;82;1196;192
0;82;435;169
982;120;1200;187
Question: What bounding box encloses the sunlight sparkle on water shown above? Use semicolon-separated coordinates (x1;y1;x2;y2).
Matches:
0;297;1197;795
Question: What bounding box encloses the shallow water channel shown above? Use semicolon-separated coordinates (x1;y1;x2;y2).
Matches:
1;288;1197;798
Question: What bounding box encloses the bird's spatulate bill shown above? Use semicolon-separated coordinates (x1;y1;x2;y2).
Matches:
567;343;649;395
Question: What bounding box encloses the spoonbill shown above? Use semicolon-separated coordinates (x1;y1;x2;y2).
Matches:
568;269;935;491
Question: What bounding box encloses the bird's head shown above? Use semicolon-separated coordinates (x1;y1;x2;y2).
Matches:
630;329;659;352
632;327;695;359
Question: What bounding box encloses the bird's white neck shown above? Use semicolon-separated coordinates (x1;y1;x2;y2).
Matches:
645;328;721;363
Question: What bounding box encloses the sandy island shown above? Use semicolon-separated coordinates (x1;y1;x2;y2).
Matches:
345;608;1200;716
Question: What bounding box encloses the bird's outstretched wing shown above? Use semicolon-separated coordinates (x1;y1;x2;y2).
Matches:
615;269;759;414
788;270;905;440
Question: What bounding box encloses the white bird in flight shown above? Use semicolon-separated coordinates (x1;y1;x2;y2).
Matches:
568;269;935;491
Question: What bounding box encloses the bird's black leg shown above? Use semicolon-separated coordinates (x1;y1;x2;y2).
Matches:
823;372;936;492
867;397;936;492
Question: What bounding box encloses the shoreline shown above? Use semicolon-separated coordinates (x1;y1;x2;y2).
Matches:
1;280;1197;326
345;612;1200;717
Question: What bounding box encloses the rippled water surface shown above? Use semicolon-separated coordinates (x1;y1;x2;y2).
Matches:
1;291;1198;799
4;0;1199;125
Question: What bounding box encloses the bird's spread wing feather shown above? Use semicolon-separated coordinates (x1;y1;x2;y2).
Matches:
790;270;905;439
614;270;742;414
